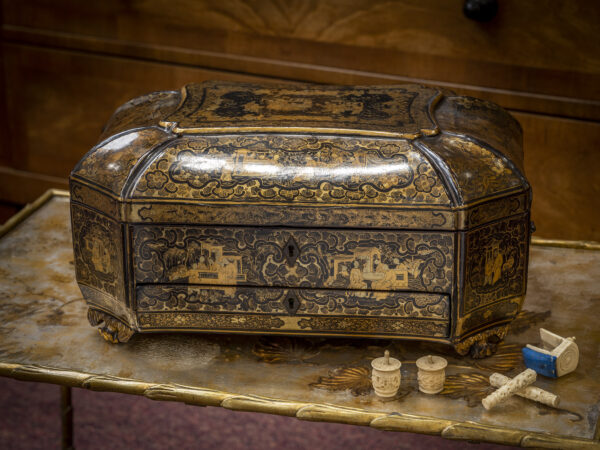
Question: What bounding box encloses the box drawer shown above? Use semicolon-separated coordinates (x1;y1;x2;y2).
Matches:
132;225;455;293
135;285;450;338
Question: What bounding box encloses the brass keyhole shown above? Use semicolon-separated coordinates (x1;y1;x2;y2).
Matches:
288;297;295;310
288;245;295;257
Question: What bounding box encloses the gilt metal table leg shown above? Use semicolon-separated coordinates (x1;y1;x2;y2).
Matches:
60;386;74;450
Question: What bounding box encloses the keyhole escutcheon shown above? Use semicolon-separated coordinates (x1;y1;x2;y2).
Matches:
283;291;300;314
284;237;300;266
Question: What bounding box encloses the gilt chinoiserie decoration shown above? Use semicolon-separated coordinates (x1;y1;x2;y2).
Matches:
70;81;532;357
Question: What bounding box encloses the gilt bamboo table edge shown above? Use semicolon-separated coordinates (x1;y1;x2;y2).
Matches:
0;189;599;450
1;360;598;449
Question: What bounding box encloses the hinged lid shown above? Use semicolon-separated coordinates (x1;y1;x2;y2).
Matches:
160;81;442;138
71;81;530;230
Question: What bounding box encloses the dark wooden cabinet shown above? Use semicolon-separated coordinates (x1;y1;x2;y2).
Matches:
1;0;599;240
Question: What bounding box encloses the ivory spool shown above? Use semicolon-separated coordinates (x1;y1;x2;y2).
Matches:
371;350;401;398
416;355;447;394
489;373;560;408
482;368;537;410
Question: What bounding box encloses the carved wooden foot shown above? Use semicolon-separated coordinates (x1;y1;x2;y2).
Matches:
454;324;510;359
87;308;134;343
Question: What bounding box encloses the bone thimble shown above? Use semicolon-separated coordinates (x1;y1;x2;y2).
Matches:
371;350;401;398
416;355;448;394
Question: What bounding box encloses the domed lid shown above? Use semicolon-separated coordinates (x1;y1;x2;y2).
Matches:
371;350;401;371
71;81;529;229
416;354;447;371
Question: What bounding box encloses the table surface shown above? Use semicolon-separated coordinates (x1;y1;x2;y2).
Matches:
1;191;599;449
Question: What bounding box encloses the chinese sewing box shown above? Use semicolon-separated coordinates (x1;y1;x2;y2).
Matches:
70;81;532;357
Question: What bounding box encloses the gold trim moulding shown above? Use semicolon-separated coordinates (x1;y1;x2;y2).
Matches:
0;362;597;449
164;124;435;139
531;237;600;251
132;326;453;343
0;189;69;238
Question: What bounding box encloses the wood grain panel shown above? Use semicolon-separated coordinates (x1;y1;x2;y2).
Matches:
0;167;68;206
2;0;599;118
0;5;11;166
1;43;274;179
3;25;598;121
516;112;600;241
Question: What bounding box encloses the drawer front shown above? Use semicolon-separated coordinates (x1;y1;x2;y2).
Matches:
136;285;450;338
132;226;454;293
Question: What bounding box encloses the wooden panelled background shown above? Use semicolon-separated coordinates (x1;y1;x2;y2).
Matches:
1;0;599;240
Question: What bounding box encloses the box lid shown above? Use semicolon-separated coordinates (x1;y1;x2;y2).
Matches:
159;81;441;138
71;81;529;230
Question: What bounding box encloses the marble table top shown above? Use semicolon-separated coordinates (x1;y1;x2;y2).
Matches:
0;190;598;449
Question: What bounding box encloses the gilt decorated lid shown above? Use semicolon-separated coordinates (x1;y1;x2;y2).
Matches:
71;81;529;230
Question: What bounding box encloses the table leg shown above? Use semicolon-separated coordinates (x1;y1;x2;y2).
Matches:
61;386;74;450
